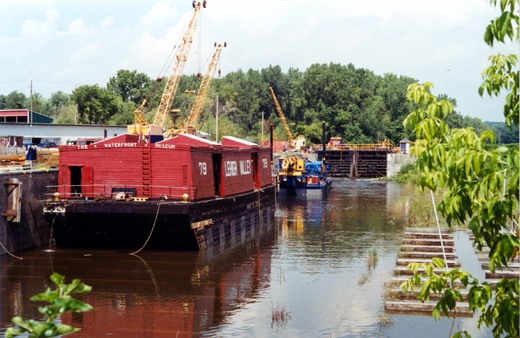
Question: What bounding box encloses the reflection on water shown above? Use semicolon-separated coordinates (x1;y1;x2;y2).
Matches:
1;179;491;337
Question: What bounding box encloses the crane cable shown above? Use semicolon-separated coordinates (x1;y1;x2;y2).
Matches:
139;14;192;111
198;95;218;130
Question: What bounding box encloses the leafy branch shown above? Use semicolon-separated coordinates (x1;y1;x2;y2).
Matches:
6;273;94;338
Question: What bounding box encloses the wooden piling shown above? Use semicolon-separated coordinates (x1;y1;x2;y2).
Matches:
385;301;473;318
485;270;520;279
402;238;455;246
406;227;452;233
389;276;465;289
388;288;469;302
396;258;460;268
400;245;455;253
404;232;453;240
481;262;520;270
394;266;460;276
399;251;457;259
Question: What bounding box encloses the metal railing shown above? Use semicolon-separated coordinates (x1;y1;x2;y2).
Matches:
45;184;198;200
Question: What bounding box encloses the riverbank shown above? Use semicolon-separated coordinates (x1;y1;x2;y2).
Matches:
0;169;57;256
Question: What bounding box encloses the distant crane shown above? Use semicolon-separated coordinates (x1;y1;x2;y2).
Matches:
166;42;226;137
269;87;306;150
128;0;207;141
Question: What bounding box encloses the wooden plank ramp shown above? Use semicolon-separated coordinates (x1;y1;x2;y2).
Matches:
400;245;455;253
387;288;469;302
385;301;473;318
388;276;466;289
395;258;460;268
465;230;520;288
385;227;472;318
399;251;457;259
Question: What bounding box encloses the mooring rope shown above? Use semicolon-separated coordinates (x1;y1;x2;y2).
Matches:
430;190;451;280
131;253;162;301
431;189;457;328
49;216;55;252
0;238;23;260
130;203;163;255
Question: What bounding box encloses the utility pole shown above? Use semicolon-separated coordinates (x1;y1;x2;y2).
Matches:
215;94;219;142
74;84;77;124
261;112;264;143
30;80;33;124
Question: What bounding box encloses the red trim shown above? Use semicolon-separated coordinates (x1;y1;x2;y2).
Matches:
0;110;28;117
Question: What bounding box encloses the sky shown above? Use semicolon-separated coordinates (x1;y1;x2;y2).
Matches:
0;0;517;123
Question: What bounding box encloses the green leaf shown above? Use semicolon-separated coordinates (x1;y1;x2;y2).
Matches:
54;324;81;336
432;257;445;269
5;327;24;338
50;273;65;288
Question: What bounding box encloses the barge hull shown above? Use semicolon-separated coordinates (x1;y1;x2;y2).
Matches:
44;185;275;251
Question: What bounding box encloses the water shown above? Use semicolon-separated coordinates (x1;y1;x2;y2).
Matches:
0;179;492;337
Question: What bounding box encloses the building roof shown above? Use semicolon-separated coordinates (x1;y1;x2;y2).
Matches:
0;109;54;124
160;133;221;147
221;136;258;148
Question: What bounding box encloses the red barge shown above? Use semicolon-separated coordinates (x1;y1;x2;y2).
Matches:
43;133;276;250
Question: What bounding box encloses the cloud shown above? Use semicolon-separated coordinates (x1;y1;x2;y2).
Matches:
56;17;95;37
20;8;59;39
70;43;104;64
137;3;180;36
101;17;114;29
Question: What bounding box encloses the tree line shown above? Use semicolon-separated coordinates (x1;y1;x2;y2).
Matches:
1;64;515;145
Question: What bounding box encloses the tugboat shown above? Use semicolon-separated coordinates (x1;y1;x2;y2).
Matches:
277;156;332;195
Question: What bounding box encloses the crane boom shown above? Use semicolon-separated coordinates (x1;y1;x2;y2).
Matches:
153;0;205;127
269;86;294;146
184;42;225;129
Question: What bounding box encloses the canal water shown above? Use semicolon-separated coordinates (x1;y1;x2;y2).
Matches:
0;179;492;337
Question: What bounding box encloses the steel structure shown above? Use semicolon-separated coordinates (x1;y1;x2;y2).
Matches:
153;1;206;127
168;42;225;137
269;87;305;149
185;42;225;130
129;0;206;135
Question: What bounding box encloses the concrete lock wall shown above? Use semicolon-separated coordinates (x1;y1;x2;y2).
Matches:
386;154;416;178
0;169;58;256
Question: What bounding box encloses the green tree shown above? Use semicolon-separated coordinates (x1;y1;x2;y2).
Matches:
0;94;6;109
401;2;519;336
72;85;119;124
5;91;27;109
107;69;153;105
49;91;70;121
29;92;52;116
109;97;136;126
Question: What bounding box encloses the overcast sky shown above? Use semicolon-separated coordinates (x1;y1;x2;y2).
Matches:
0;0;516;122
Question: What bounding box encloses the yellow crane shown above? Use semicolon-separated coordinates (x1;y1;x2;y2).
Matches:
128;0;206;139
269;86;306;150
166;42;225;137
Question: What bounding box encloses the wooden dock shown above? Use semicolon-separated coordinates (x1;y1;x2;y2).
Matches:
385;227;473;318
469;229;520;284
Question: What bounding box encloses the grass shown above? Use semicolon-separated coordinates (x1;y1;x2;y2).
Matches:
270;301;292;330
367;246;378;270
377;312;394;332
357;273;369;286
275;266;286;286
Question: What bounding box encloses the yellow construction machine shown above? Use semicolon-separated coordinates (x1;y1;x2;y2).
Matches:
165;42;225;138
127;0;206;141
269;87;306;150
